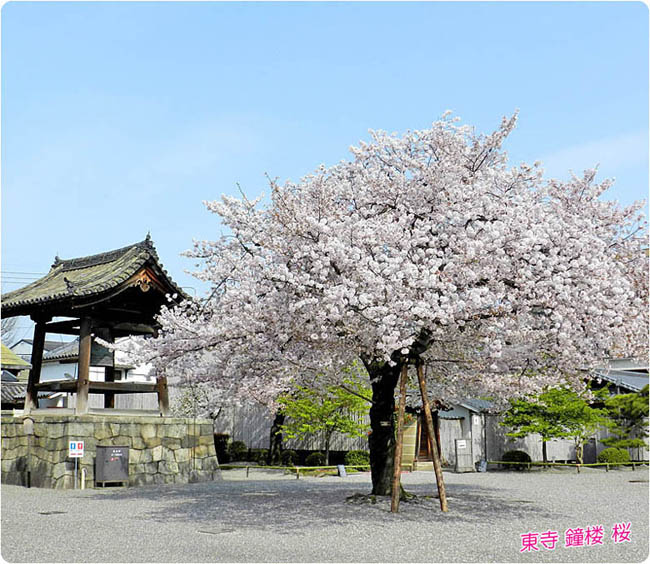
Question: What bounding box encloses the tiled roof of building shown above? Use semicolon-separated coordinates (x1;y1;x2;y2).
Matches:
13;339;69;352
1;236;185;317
594;369;649;392
43;338;118;367
1;344;32;371
43;339;88;362
2;370;18;382
459;398;494;413
0;381;60;404
1;382;26;404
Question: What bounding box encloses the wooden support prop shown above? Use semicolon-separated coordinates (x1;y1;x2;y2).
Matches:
75;317;93;415
416;362;448;512
156;376;170;416
391;363;409;513
24;319;49;413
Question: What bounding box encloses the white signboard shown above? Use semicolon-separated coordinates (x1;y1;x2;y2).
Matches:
69;441;84;458
456;439;467;449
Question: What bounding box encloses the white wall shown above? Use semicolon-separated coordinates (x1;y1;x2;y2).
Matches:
37;359;157;410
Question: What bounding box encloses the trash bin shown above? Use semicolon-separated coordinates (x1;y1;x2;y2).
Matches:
95;446;129;487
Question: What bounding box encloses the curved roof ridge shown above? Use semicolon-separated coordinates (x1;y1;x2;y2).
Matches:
1;236;186;318
52;237;153;272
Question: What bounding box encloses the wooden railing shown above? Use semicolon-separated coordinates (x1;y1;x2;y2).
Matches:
488;460;649;473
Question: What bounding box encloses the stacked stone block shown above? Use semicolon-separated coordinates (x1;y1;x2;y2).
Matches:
1;413;220;489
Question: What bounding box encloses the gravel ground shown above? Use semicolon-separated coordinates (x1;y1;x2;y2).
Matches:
1;466;647;563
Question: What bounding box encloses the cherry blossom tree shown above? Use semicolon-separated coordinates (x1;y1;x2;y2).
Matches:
124;112;648;497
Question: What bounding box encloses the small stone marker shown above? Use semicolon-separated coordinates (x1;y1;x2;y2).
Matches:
337;465;347;477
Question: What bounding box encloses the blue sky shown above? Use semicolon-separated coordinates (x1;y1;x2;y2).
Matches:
2;1;648;340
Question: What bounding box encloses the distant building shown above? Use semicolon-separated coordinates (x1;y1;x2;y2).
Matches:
10;338;65;364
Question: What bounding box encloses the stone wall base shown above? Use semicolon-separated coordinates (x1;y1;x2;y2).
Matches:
1;413;220;489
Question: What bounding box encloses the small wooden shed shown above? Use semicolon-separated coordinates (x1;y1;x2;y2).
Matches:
1;236;186;415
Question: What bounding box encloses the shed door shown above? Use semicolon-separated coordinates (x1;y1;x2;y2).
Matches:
417;412;441;460
418;421;431;460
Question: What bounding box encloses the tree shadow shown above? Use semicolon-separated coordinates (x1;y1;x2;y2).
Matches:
79;476;562;533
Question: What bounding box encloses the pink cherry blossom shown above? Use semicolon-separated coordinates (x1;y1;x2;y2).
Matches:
118;112;647;412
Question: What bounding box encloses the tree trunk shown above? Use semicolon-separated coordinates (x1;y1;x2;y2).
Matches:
365;359;402;496
575;439;584;465
267;411;285;466
324;431;333;466
391;364;408;513
542;440;548;465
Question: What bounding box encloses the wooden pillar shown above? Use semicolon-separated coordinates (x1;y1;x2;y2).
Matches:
416;362;448;512
102;329;115;409
391;363;408;513
24;319;49;413
76;317;92;415
104;366;115;409
156;376;170;416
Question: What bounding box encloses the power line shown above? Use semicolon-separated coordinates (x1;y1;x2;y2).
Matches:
1;271;47;275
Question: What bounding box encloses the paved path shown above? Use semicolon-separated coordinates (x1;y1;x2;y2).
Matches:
1;467;648;562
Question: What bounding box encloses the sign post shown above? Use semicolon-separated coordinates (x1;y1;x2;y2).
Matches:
69;441;84;489
23;418;34;489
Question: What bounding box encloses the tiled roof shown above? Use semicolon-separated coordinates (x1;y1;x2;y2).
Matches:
594;369;649;393
459;398;494;413
1;344;32;371
43;338;117;367
2;370;18;382
0;382;60;404
1;382;26;404
607;358;650;371
13;339;68;352
43;339;87;362
1;236;185;316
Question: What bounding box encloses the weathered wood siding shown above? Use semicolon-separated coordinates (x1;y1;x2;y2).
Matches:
214;403;369;451
439;418;464;467
215;404;649;463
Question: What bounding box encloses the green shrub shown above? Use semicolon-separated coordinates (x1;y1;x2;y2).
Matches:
281;449;297;466
344;450;370;467
247;448;269;465
228;440;248;461
305;452;326;467
597;447;630;464
501;450;531;470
